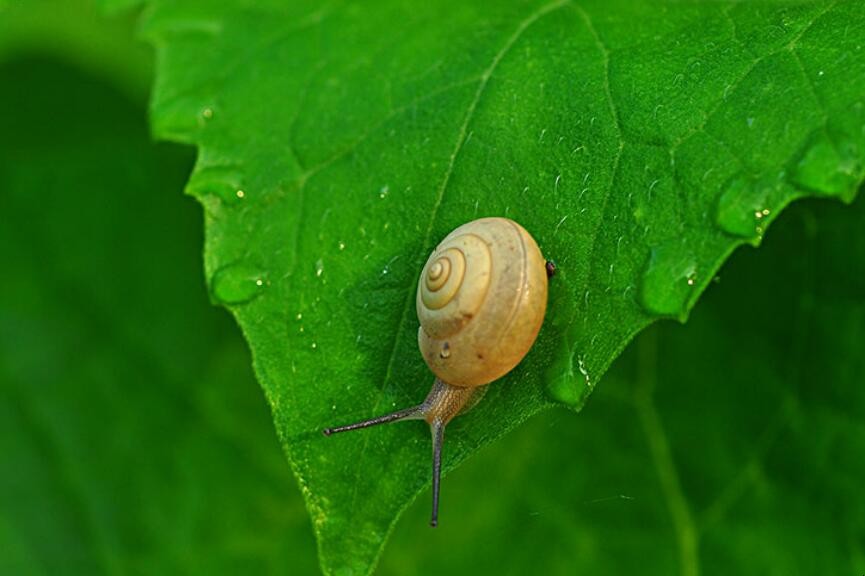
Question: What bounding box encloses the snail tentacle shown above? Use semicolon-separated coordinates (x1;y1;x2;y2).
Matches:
321;405;423;436
321;379;483;526
430;420;444;527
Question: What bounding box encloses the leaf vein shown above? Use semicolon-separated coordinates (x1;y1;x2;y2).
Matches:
344;0;575;524
671;1;837;154
572;4;626;344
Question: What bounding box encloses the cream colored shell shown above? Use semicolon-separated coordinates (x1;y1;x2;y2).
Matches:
416;217;548;387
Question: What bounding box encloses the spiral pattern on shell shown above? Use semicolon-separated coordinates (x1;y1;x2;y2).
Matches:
416;217;548;387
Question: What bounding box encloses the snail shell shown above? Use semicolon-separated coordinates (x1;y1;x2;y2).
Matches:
416;217;548;387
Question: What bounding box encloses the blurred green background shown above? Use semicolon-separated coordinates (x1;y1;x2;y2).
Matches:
1;1;862;575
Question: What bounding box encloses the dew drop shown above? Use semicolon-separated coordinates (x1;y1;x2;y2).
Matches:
338;241;346;251
545;376;581;406
544;330;591;406
791;131;860;199
152;97;214;139
210;263;266;305
715;176;770;239
315;258;324;278
638;241;697;319
544;346;591;407
186;165;246;205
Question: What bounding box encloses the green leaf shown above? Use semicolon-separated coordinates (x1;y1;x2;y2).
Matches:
0;58;317;574
143;1;865;573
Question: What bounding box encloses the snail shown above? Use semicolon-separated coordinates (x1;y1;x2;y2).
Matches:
323;217;551;526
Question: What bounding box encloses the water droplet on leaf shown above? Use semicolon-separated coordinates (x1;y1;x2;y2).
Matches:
546;375;581;406
152;96;214;139
543;327;591;406
638;241;697;319
715;176;770;239
186;165;246;205
792;131;860;199
210;263;266;305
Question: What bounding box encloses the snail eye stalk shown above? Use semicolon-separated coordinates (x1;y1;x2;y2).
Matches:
429;420;444;527
321;405;422;436
323;379;476;527
322;403;448;527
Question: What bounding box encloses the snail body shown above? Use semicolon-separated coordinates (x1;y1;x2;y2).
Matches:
324;217;550;526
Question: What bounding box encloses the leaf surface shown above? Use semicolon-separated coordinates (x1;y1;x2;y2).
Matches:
143;1;865;572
